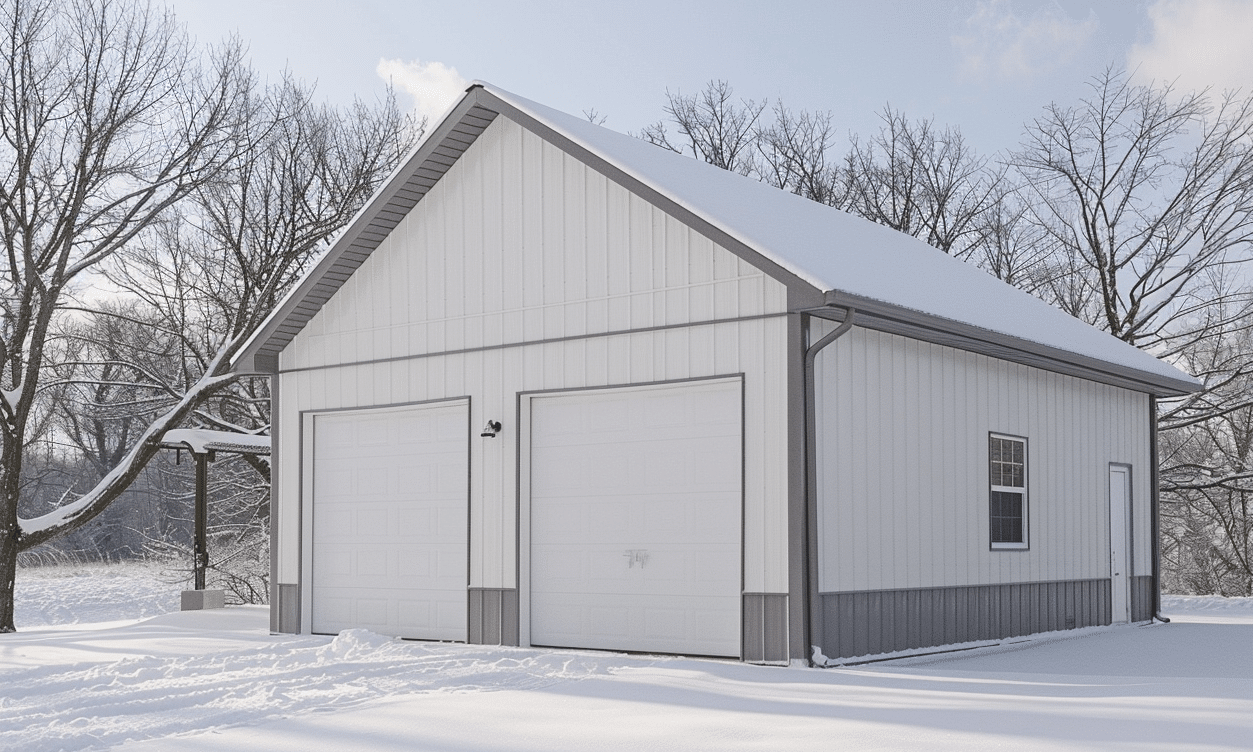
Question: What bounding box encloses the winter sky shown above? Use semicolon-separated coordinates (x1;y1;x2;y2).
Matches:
165;0;1253;158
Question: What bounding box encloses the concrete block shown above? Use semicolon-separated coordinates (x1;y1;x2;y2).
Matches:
181;589;226;610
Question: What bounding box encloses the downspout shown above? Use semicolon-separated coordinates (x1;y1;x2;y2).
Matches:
1150;395;1170;623
804;307;856;666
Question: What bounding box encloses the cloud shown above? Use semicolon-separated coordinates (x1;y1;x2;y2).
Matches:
1128;0;1253;95
376;58;468;124
954;0;1098;80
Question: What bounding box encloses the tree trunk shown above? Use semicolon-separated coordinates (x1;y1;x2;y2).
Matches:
0;531;15;633
1;447;20;632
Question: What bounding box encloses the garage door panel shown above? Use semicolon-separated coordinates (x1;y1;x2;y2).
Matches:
530;380;742;657
531;592;739;655
312;402;468;641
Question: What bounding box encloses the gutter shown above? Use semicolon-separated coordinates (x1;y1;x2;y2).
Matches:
803;307;856;666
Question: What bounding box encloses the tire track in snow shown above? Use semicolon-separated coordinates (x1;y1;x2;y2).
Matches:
0;630;632;751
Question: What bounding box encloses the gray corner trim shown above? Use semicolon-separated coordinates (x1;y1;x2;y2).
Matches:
298;410;309;633
514;389;523;642
276;583;300;634
269;376;281;632
233;92;501;374
785;311;808;662
818;578;1111;660
465;396;473;616
480;92;823;303
276;312;788;376
823;291;1199;398
743;593;789;664
468;588;519;646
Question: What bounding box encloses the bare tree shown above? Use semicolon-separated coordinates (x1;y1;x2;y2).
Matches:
639;80;765;176
844;106;1004;259
756;101;847;207
80;76;417;604
972;191;1057;294
0;0;256;631
0;0;419;630
1012;70;1253;594
1011;69;1253;351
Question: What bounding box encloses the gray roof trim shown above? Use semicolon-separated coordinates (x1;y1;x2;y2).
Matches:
233;90;501;373
821;291;1199;397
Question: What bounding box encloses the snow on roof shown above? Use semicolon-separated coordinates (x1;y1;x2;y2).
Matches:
160;429;271;455
480;83;1199;393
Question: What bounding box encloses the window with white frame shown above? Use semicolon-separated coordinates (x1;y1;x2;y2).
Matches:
989;434;1028;549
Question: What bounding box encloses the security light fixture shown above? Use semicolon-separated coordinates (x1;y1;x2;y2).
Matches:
481;419;502;438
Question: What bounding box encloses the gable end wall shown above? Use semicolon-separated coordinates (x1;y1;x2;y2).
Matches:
272;116;794;629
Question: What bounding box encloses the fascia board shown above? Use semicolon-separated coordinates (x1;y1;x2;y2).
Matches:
231;87;499;374
822;291;1201;397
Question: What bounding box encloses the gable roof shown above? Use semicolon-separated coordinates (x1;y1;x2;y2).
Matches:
235;82;1201;397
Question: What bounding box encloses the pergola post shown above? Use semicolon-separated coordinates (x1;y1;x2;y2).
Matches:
159;429;271;611
193;450;209;591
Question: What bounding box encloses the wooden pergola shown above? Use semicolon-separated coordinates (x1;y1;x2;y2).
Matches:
159;429;270;601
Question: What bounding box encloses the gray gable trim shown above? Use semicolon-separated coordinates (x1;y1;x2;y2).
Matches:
820;291;1198;397
234;91;501;373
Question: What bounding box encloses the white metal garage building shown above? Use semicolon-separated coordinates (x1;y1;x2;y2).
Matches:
235;83;1200;664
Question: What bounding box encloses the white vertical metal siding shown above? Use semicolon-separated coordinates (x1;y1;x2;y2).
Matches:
814;324;1152;593
272;116;791;608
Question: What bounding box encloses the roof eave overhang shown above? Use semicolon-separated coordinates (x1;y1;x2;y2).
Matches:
232;86;502;375
819;290;1201;398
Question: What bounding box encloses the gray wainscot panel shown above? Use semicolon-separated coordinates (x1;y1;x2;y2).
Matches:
742;593;789;664
1130;576;1155;623
469;588;519;646
276;583;300;634
819;578;1112;660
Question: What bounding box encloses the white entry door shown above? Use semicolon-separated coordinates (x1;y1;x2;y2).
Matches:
529;380;742;657
1109;465;1131;624
311;402;468;639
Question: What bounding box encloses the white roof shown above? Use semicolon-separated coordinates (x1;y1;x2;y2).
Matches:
481;83;1197;392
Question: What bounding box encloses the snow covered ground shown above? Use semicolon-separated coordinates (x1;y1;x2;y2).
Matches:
2;565;1252;751
13;562;184;629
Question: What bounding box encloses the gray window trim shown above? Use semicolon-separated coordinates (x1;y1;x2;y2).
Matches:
989;432;1030;551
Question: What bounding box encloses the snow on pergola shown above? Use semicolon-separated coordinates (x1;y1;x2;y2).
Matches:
158;429;270;605
160;428;271;456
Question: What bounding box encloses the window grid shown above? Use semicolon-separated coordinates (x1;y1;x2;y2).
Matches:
990;434;1027;549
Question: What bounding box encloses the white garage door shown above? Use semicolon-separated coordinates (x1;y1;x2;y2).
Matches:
530;380;742;657
311;401;468;640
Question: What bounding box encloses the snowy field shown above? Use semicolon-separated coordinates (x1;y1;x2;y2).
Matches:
2;564;1252;751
